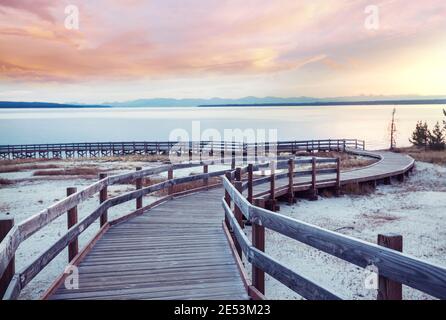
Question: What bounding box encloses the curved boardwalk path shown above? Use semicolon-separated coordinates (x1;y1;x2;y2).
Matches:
254;149;414;197
45;149;414;300
49;189;248;300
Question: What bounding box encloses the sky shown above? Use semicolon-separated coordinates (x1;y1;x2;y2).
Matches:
0;0;446;103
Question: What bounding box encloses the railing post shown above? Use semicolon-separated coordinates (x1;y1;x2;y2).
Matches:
0;217;14;298
254;143;258;163
252;198;265;295
66;187;79;262
136;167;143;209
287;159;295;204
377;233;403;300
335;158;341;196
247;164;253;204
234;180;244;258
221;140;225;160
235;168;245;229
355;139;358;149
99;173;108;227
168;167;174;195
268;161;276;211
235;167;242;183
231;150;236;170
224;171;232;228
310;157;318;200
203;164;209;188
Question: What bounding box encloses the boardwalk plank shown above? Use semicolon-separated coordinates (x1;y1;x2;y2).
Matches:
51;188;248;300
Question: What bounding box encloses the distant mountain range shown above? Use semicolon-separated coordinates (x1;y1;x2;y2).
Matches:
104;95;446;107
1;95;446;108
0;101;110;109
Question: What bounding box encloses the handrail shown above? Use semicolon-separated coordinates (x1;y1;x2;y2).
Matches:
0;139;365;160
0;140;360;299
222;168;446;300
222;199;341;300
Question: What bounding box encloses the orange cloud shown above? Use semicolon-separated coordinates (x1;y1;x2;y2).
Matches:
0;0;445;91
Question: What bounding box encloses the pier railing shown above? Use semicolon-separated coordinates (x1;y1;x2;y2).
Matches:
222;164;446;300
0;139;365;160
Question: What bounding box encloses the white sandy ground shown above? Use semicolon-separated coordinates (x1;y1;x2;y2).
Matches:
0;159;231;299
243;161;446;300
1;159;445;300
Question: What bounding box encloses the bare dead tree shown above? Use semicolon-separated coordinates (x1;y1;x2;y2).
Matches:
390;107;397;150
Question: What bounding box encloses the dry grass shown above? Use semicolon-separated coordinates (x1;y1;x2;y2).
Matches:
33;167;103;177
341;182;375;195
0;178;14;186
319;189;336;198
0;163;60;173
360;212;401;227
0;178;14;185
302;151;377;170
0;158;55;165
0;154;172;166
395;146;446;165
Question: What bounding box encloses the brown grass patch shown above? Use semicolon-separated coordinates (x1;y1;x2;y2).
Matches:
360;212;401;226
301;151;377;170
0;163;60;173
33;167;103;177
0;158;55;165
319;189;336;198
0;178;14;186
342;182;375;195
395;147;446;165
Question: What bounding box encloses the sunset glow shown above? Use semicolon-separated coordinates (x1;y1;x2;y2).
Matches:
1;0;445;103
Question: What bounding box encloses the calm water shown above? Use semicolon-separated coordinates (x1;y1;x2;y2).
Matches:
0;105;444;150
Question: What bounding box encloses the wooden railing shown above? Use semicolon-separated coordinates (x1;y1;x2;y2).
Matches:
0;151;343;300
0;157;239;300
0;139;365;160
222;164;446;300
0;139;368;300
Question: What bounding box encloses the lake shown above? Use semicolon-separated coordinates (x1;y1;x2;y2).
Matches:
0;105;444;150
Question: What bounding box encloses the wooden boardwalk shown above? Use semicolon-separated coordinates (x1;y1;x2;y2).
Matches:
49;189;249;300
250;149;413;200
3;143;427;301
47;150;414;300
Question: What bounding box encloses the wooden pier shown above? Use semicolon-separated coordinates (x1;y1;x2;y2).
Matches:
1;139;446;300
0;139;364;160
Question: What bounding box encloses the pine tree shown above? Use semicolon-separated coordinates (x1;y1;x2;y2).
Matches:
428;121;445;150
409;121;430;148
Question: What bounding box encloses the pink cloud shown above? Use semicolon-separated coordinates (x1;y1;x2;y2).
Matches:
0;0;58;22
0;0;445;84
